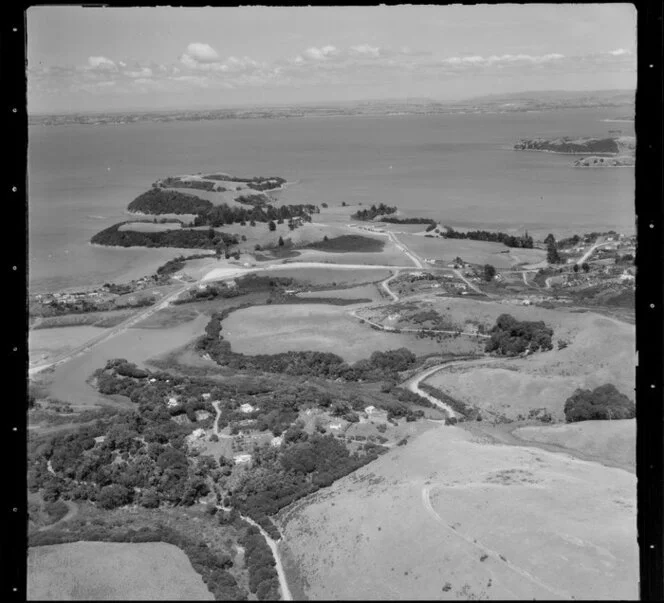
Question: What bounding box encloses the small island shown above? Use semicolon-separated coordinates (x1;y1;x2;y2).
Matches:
514;135;635;167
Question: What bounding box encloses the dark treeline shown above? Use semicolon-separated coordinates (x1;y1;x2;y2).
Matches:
91;222;239;250
418;383;481;422
304;234;385;253
128;189;214;214
351;203;397;221
380;217;436;226
485;314;553;356
443;226;534;249
193;202;317;227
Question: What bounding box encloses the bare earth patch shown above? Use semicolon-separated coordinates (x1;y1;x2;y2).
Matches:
28;541;213;601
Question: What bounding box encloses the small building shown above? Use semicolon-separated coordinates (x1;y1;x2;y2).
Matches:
364;405;377;415
201;393;211;400
167;397;179;408
234;453;252;465
239;403;255;414
328;423;342;431
270;436;284;448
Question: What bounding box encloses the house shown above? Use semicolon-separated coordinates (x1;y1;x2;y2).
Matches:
239;403;255;414
167;397;179;408
328;423;342;431
270;436;284;447
364;405;377;415
202;393;211;400
620;273;635;282
233;454;252;465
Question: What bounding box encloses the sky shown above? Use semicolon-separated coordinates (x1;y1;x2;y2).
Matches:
27;4;637;114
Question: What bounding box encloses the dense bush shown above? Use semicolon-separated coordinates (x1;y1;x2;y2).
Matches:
443;226;534;249
91;222;239;250
128;188;213;214
194;202;316;228
305;235;385;253
564;384;635;422
485;314;553;356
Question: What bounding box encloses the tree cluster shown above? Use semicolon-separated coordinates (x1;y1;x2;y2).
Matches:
443;227;534;249
351;203;397;221
128;189;214;214
485;314;554;356
564;384;635;422
91;222;239;250
193;202;316;228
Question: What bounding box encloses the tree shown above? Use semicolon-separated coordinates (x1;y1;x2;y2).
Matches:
544;233;556;246
268;221;276;232
98;484;132;509
341;201;347;207
278;236;285;247
547;242;562;264
573;263;579;273
483;264;496;282
582;262;590;272
208;228;216;240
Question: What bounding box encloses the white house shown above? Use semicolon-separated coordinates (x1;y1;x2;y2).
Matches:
328;423;342;431
167;397;179;408
234;453;252;465
202;393;211;400
364;405;377;415
239;403;256;414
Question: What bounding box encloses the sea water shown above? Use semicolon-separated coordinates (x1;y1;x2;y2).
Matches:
28;107;634;293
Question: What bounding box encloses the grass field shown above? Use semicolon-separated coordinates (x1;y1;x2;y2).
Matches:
259;267;391;286
278;425;637;601
421;300;634;421
28;542;213;600
221;304;445;363
398;234;546;269
514;419;635;473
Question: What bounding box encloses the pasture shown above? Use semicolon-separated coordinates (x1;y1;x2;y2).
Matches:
278;425;637;601
221;304;444;363
421;299;634;420
28;541;213;600
514;419;635;473
398;233;546;269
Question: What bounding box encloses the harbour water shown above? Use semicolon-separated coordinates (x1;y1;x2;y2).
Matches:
28;107;634;293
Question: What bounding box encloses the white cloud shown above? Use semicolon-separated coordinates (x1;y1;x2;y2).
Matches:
185;42;220;63
303;45;338;60
87;56;117;71
608;48;630;56
442;53;565;67
350;44;380;58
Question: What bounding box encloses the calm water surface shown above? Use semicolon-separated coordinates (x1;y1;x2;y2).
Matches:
28;108;634;293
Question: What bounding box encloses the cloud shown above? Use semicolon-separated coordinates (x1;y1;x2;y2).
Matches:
303;45;339;60
350;44;380;58
442;53;566;67
608;48;630;56
87;56;117;71
184;42;220;63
